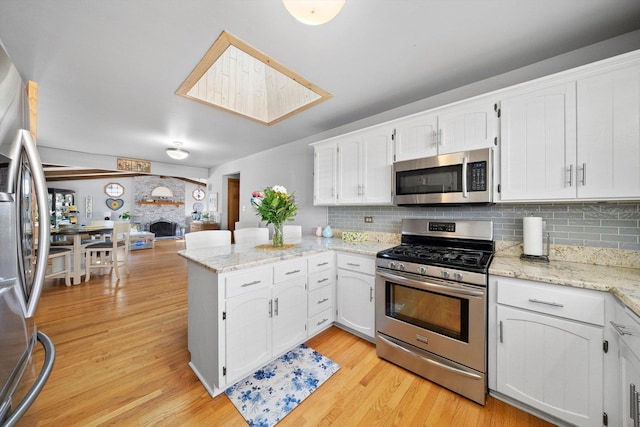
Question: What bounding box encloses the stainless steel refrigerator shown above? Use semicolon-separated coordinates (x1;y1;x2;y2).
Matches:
0;40;55;426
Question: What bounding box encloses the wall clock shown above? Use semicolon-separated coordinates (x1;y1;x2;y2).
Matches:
193;187;205;201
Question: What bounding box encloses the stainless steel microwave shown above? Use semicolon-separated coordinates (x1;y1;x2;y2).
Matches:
393;148;493;206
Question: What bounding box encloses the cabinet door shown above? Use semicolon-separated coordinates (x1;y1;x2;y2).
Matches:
620;340;640;427
313;142;337;205
394;112;438;161
496;305;603;426
272;278;308;356
499;83;577;201
336;136;362;204
438;100;497;154
361;127;393;204
225;288;272;383
577;63;640;199
337;269;375;338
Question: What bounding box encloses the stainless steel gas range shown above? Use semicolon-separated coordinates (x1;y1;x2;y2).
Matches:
375;219;494;405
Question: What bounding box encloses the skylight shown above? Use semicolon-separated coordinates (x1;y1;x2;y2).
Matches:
176;31;332;125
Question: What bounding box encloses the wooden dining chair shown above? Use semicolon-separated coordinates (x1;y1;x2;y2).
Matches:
233;227;269;245
184;230;232;249
45;247;72;286
84;221;131;281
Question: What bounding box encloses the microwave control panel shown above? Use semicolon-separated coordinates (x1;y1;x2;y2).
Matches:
467;161;487;191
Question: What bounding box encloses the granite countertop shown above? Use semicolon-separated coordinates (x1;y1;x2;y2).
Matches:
177;236;394;274
490;255;640;317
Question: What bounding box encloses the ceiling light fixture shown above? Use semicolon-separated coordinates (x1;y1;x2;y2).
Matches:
282;0;346;25
166;141;190;160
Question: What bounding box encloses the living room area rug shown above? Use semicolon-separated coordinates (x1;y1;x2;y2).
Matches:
225;344;340;427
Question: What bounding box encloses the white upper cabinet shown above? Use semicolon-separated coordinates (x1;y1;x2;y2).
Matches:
314;124;394;206
499;55;640;202
576;62;640;200
394;99;497;162
500;82;577;201
394;111;439;161
313;141;337;205
438;100;498;154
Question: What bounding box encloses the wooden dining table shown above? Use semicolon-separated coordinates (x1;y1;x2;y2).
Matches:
50;225;113;285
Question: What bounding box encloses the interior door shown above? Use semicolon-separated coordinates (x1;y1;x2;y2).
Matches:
227;177;240;240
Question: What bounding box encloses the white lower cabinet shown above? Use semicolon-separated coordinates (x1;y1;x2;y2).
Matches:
225;286;272;382
610;301;640;426
272;277;308;356
490;276;605;426
336;253;375;340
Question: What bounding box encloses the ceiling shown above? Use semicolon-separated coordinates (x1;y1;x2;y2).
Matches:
1;0;640;178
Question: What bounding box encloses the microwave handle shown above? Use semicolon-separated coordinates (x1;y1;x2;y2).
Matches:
462;156;468;198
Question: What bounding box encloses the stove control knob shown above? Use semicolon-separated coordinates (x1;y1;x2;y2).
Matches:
441;270;450;279
388;261;396;269
398;263;406;271
418;266;426;274
454;272;463;281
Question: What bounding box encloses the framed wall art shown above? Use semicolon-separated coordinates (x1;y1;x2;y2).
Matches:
117;157;151;173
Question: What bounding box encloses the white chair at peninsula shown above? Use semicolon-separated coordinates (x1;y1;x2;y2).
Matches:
185;230;231;250
283;225;302;243
233;227;269;245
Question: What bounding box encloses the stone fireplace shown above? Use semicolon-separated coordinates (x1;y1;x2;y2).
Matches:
150;220;179;237
132;176;186;234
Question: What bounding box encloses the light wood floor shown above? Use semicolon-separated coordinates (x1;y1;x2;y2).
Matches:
21;240;553;426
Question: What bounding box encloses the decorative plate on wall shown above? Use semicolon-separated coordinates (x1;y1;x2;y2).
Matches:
106;198;124;211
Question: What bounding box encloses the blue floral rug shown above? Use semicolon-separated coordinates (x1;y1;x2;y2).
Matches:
225;344;340;427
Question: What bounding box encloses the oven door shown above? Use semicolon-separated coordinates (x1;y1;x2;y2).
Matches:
375;268;486;372
393;148;492;205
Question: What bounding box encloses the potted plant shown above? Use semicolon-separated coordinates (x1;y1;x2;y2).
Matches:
119;211;131;221
251;185;297;247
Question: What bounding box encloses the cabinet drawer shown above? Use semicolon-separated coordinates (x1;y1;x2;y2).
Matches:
274;258;307;284
337;253;375;275
497;278;604;326
225;266;273;299
308;307;334;336
308;286;334;317
308;270;335;292
308;251;335;274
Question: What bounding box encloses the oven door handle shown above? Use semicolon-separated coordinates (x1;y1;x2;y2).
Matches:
378;334;483;380
377;270;484;298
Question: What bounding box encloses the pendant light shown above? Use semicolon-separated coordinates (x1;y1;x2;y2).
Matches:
166;141;190;160
282;0;346;25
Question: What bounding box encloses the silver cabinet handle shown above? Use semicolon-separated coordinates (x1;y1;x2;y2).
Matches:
316;318;329;326
274;298;279;316
285;269;300;275
438;129;443;146
317;297;329;305
580;163;587;186
316;277;329;284
316;262;329;267
268;299;273;318
242;280;261;287
528;298;564;308
432;130;438;147
346;262;360;267
370;287;374;302
567;164;574;187
611;321;634;336
499;320;503;343
631;384;636;421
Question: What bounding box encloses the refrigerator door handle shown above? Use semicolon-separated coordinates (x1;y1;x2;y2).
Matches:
9;130;50;318
2;331;55;427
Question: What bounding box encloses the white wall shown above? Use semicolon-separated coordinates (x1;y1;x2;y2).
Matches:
208;30;640;237
48;177;135;224
209;138;327;235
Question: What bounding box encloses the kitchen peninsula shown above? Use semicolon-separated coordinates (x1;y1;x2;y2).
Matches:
177;236;393;397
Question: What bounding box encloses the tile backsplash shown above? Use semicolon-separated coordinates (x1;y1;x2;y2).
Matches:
328;202;640;251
